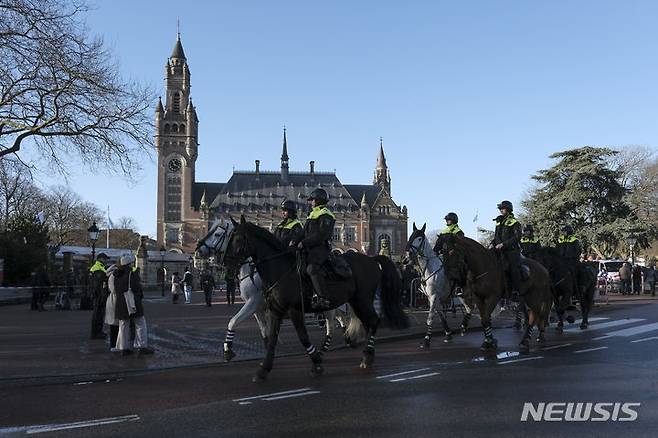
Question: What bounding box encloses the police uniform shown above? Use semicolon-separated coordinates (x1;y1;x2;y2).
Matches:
89;260;107;339
492;201;522;295
433;212;464;255
301;189;335;309
274;201;304;248
557;227;582;293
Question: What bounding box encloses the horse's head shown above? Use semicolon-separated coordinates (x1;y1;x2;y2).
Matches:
195;218;235;258
406;222;427;262
223;215;254;270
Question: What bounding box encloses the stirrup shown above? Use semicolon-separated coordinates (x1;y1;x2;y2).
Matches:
311;295;331;310
454;287;464;297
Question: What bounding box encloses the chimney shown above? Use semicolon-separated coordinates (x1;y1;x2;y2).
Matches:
255;160;260;180
309;161;315;175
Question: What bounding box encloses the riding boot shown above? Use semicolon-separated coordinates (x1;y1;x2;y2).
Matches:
310;272;331;310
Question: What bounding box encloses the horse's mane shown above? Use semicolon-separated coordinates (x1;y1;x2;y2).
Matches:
453;235;498;264
244;222;285;252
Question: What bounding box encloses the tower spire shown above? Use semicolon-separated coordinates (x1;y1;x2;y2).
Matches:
280;126;290;183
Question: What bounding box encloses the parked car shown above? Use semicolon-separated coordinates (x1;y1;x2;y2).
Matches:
584;259;626;293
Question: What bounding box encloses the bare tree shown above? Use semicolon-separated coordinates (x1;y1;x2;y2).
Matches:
0;0;154;175
44;185;102;246
0;157;44;230
114;216;137;231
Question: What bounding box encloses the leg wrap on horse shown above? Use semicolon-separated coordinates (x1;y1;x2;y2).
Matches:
366;335;375;351
425;323;432;340
322;335;332;352
484;325;494;340
224;329;235;350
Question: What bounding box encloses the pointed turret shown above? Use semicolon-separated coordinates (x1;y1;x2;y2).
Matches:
376;137;387;170
200;190;208;210
171;32;186;61
373;137;391;193
361;192;368;208
156;96;164;113
280;126;290;183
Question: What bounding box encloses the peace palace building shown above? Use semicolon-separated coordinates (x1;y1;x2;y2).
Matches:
155;36;408;258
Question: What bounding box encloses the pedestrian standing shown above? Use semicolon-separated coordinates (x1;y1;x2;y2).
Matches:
171;272;182;304
114;254;154;356
619;262;631;295
90;254;109;339
632;264;643;295
105;264;120;352
201;270;216;307
646;265;657;297
183;268;193;304
225;266;236;305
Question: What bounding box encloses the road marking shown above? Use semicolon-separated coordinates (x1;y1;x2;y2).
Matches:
592;335;612;341
233;387;312;403
631;336;658;343
263;390;321;401
0;415;141;435
564;318;644;333
542;343;572;351
498;356;544;365
390;372;440;382
376;368;431;380
574;346;608;354
605;322;658;338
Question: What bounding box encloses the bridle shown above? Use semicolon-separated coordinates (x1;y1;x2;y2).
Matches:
408;233;444;284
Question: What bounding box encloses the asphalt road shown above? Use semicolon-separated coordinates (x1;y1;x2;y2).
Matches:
1;302;658;437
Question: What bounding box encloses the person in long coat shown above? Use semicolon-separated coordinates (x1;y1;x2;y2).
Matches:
113;254;153;356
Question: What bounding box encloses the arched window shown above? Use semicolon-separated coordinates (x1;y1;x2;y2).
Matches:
180;124;185;132
171;124;178;133
173;93;181;113
164;124;170;133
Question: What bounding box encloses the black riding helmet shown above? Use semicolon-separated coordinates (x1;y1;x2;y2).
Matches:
281;200;297;214
444;212;459;223
307;188;329;205
497;200;513;212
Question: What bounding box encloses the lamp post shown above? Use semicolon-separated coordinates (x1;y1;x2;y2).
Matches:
160;246;166;297
87;222;100;265
627;235;638;294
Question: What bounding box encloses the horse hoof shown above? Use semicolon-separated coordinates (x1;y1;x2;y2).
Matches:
443;333;453;343
536;334;546;343
580;323;588;330
321;345;330;353
420;339;430;349
223;349;236;362
566;315;575;324
519;341;530;354
311;364;324;376
359;362;368;369
460;325;467;336
252;368;268;383
480;339;498;351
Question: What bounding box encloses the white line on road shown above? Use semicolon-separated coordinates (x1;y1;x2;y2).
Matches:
497;356;544;365
564;318;644;333
574;346;608;354
631;336;658;343
375;368;431;380
263;390;321;401
0;415;142;435
592;335;612;341
604;322;658;338
542;343;572;351
233;387;312;402
390;372;440;382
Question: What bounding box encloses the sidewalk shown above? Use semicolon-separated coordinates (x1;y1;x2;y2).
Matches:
0;289;653;383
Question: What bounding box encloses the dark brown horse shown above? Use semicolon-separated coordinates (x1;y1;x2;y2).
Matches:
224;216;409;381
439;234;553;353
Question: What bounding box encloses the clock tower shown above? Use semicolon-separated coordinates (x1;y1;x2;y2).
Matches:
155;32;199;249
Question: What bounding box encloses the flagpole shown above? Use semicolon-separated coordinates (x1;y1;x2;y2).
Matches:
107;205;110;249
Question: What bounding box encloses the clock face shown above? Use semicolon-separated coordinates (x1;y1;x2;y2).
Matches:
168;158;182;173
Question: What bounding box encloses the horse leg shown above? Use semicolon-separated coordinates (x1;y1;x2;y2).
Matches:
519;310;536;354
458;297;472;336
289;308;324;376
580;295;590;329
350;300;379;369
479;299;498;351
253;308;269;348
337;308;354;347
513;301;526;330
420;293;436;349
253;311;283;382
322;310;335;352
437;308;453;343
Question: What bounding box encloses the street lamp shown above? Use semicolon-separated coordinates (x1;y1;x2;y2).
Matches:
160;246;166;297
87;222;100;264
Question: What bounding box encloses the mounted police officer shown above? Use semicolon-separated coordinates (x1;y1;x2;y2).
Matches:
274;200;304;248
90;254;108;339
434;212;465;296
491;200;522;299
520;224;541;258
297;188;335;310
557;224;582;293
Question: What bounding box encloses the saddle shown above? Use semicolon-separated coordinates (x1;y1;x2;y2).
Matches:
322;253;353;280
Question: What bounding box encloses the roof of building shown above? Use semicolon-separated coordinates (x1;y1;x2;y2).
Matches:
192;182;225;209
171;36;186;59
343;184;382;207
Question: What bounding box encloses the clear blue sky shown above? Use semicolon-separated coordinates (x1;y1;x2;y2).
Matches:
34;0;658;238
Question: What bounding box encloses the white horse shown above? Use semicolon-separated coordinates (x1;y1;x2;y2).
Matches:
196;219;353;361
407;223;473;348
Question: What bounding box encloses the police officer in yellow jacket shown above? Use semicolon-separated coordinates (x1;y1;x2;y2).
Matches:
274;200;304;248
89;255;108;339
557;224;582;293
520;224;541;258
298;188;335;310
433;212;464;254
491;200;522;298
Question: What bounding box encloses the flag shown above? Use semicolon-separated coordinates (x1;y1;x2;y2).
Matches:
472;210;479;223
107;205;113;229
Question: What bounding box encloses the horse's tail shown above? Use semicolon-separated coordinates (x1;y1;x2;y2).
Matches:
375;256;409;330
344;304;365;342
